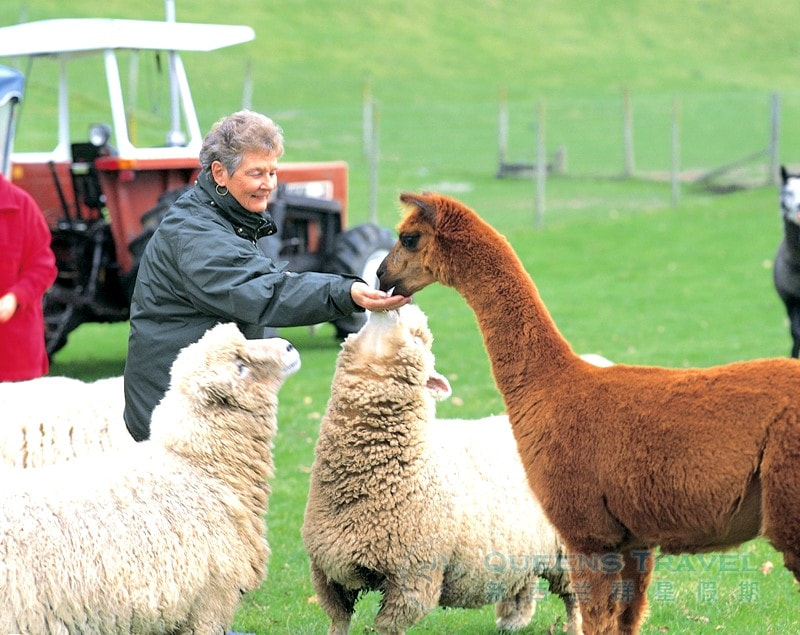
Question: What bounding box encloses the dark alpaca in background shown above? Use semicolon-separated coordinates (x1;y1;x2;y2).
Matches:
774;165;800;357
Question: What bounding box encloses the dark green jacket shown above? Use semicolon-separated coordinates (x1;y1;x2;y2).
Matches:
123;170;363;440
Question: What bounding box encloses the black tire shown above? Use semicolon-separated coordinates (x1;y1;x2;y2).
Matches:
44;293;84;357
123;185;193;301
326;222;396;338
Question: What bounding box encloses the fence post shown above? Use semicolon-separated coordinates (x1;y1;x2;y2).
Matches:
367;101;379;224
671;97;681;207
241;59;253;111
362;77;373;160
769;92;781;185
534;99;546;227
622;87;635;177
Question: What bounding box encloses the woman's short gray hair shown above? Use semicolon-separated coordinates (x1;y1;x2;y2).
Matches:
199;110;285;173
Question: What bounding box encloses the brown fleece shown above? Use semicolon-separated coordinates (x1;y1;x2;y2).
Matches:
377;191;800;635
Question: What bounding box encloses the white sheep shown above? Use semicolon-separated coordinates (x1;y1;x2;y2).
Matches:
302;305;582;635
0;322;299;634
0;375;133;467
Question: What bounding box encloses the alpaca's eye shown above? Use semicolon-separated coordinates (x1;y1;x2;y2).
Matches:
400;233;420;250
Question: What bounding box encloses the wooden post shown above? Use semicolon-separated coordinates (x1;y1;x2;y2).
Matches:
498;87;509;173
671;97;681;207
622;87;635;177
241;59;253;111
769;92;781;185
534;100;546;227
367;101;379;224
362;77;373;159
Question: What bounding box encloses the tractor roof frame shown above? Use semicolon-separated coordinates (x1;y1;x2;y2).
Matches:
0;19;254;162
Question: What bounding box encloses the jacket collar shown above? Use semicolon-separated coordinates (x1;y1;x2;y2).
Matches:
196;169;276;241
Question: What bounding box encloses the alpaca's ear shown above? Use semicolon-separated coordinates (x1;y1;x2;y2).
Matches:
400;192;437;227
782;165;788;183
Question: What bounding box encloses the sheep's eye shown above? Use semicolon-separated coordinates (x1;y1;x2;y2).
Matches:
235;360;250;377
400;233;420;250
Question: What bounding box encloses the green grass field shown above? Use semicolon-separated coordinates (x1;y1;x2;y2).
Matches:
6;0;800;632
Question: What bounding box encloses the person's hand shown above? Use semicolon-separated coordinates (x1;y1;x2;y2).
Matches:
350;281;411;312
0;292;18;323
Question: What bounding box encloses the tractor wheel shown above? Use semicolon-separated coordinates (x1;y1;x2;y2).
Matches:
44;291;84;357
326;222;396;338
123;185;193;301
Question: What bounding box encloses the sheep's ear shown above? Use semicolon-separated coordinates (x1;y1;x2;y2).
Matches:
193;367;241;405
400;192;437;228
782;165;789;183
426;371;451;401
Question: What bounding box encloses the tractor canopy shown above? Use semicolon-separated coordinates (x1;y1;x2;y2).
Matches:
0;64;23;177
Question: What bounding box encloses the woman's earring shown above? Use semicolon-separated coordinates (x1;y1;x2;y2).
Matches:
215;184;229;196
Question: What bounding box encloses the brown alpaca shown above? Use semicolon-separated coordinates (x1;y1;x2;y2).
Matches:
376;191;800;635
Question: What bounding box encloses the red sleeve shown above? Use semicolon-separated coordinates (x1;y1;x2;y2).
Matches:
7;193;57;309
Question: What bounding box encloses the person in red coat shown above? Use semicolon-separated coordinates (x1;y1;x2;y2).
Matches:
0;172;57;381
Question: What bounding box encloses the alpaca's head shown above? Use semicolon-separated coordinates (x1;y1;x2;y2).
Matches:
165;322;300;416
377;191;496;296
781;165;800;226
339;304;451;402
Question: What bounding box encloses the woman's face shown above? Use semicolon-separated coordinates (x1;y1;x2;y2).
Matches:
212;150;278;213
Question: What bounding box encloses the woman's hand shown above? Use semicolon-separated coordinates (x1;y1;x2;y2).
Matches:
0;292;18;323
350;281;411;311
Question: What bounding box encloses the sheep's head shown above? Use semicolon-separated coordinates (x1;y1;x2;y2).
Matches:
168;322;300;412
341;304;451;401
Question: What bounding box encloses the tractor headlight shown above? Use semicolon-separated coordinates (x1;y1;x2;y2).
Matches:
89;123;112;148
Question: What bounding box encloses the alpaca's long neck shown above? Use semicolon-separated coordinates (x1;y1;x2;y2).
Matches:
447;231;575;398
784;218;800;258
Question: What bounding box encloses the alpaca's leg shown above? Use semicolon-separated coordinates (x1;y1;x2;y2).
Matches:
789;304;800;358
495;581;535;631
569;557;621;635
761;413;800;586
374;572;442;635
617;549;653;635
308;562;357;635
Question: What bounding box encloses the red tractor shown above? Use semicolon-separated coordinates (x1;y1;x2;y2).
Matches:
0;18;393;355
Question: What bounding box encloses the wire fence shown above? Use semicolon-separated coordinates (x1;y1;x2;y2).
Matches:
344;88;800;223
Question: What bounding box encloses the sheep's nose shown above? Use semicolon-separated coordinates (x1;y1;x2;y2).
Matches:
285;342;295;353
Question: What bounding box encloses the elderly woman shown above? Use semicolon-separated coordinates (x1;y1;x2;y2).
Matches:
123;110;409;441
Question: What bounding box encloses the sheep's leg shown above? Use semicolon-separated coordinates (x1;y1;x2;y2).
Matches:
616;549;653;635
494;582;535;631
568;557;621;635
539;569;582;635
308;562;357;635
560;589;584;635
374;572;442;635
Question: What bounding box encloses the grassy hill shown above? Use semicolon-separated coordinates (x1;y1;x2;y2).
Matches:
3;0;799;107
